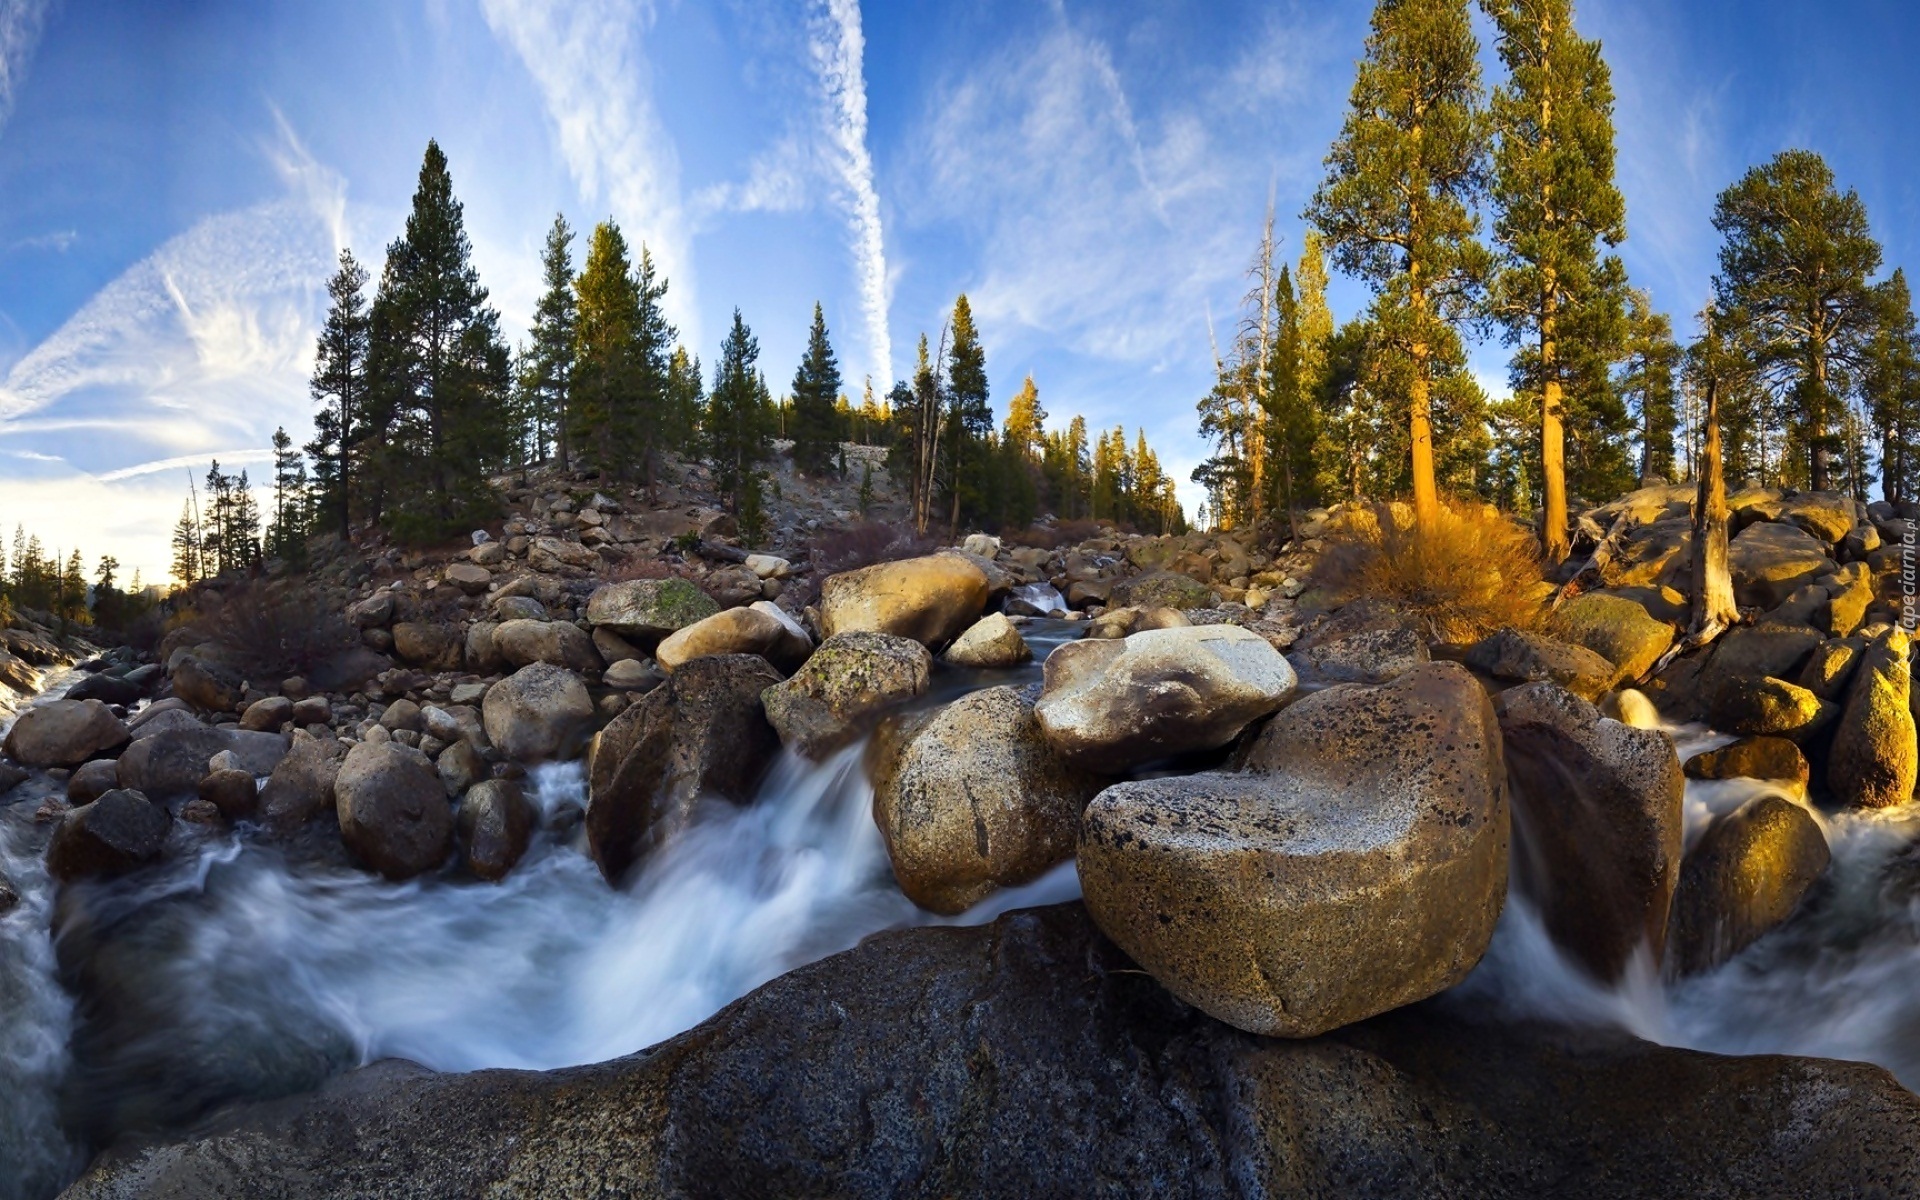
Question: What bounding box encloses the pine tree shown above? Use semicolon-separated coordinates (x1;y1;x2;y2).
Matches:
943;296;992;534
1712;149;1885;492
365;140;513;538
1867;269;1920;504
1003;375;1045;462
666;345;705;449
1265;265;1319;528
170;502;201;587
1483;0;1628;560
572;220;642;474
306;249;370;537
789;302;843;476
1618;291;1682;482
1306;0;1491;528
267;426;308;560
704;310;773;513
527;213;577;466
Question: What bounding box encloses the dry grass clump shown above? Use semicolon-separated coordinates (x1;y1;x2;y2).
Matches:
809;521;937;578
1309;500;1546;643
187;582;359;680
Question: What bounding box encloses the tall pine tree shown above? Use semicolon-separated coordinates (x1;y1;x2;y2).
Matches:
306;249;370;537
1867;269;1920;504
789;303;843;476
704;310;773;515
1307;0;1491;529
943;295;993;535
525;213;577;467
1618;290;1682;482
1483;0;1628;561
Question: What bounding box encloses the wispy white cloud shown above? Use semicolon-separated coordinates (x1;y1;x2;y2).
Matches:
94;448;274;483
10;228;74;253
809;0;891;386
479;0;698;342
0;0;51;136
693;130;813;217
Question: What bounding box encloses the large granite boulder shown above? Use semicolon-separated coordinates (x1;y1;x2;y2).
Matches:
458;779;536;883
1684;736;1809;786
1035;625;1295;773
492;619;602;673
761;632;931;760
940;613;1031;669
1;698;129;767
584;578;720;641
655;602;812;674
258;734;350;831
1728;522;1833;609
817;554;991;647
1665;795;1830;978
871;686;1100;914
1111;570;1215;611
1829;628;1918;808
1546;592;1674;690
172;655;243;713
1079;662;1506;1037
1708;675;1836;740
1288;626;1429;685
391;622;462;671
46;789;171;881
334;742;453;881
586;654;783;883
1464;628;1616;700
55;903;1920;1200
117;727;290;797
1497;683;1684;982
482;663;595;762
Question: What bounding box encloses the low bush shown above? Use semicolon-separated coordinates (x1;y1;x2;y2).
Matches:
808;521;937;578
185;582;359;681
1308;499;1546;643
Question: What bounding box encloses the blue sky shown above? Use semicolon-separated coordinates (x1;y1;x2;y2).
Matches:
0;0;1915;583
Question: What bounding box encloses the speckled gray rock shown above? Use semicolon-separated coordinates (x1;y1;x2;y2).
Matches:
258;734;349;832
46;789;171;881
334;741;452;881
117;727;289;797
458;779;535;882
1288;626;1429;685
871;686;1099;914
482;663;594;762
1497;682;1685;982
583;578;720;640
1035;624;1296;773
68;903;1920;1200
1665;795;1830;978
761;632;931;759
1464;628;1615;699
1078;662;1506;1037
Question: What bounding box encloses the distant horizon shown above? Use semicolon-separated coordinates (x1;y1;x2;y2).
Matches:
1;0;1915;582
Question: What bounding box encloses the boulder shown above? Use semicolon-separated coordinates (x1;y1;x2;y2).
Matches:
940;613;1031;669
1111;570;1214;611
528;536;600;573
464;620;506;674
198;769;259;821
482;663;595;762
1602;517;1692;589
334;742;453;881
1664;795;1830;978
1464;628;1615;699
58;904;1920;1200
871;687;1099;914
586;654;783;883
117;727;289;796
492;619;602;672
458;779;535;882
1078;662;1505;1037
491;596;548;623
1034;625;1296;773
240;695;293;732
602;659;663;692
1709;676;1836;740
1497;683;1685;982
1685;736;1810;786
655;602;811;674
1697;625;1825;702
380;699;424;733
761;632;931;760
584;578;719;641
172;656;243;712
347;593;396;628
1546;592;1674;690
67;758;123;804
444;563;491;595
1829;629;1917;809
1729;522;1833;609
46;790;171;881
65;673;145;705
1288;626;1429;685
817;554;991;647
436;740;488;797
258;734;350;832
1824;565;1874;637
391;622;462;671
2;698;129;767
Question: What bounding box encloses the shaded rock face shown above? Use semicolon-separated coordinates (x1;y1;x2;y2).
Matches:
1;698;129;767
334;742;453;881
870;687;1100;914
1665;795;1830;978
258;735;350;832
1545;593;1674;690
172;656;243;713
761;632;931;760
1798;636;1865;702
482;663;595;762
117;728;290;797
66;673;145;706
1829;629;1918;809
655;602;812;674
586;654;783;884
1684;736;1809;786
1079;663;1506;1038
941;613;1031;669
47;790;171;881
1287;626;1429;686
1035;625;1296;773
1463;628;1615;700
1697;626;1825;702
1496;683;1685;983
198;769;259;821
1728;521;1833;609
458;779;535;882
70;904;1920;1200
817;554;991;647
585;578;721;641
391;622;462;671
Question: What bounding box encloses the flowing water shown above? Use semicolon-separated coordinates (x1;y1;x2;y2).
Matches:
8;639;1920;1196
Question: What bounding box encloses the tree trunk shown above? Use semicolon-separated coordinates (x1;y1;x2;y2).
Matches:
1540;299;1570;563
1409;342;1440;530
1690;376;1738;637
1809;352;1831;492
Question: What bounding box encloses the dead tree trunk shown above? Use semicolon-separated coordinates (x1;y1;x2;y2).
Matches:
1688;375;1738;639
